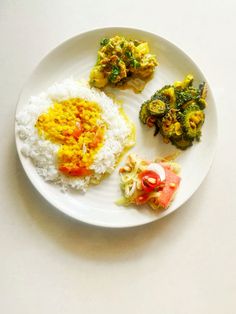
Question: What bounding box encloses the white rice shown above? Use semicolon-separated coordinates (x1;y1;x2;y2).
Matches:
16;78;133;191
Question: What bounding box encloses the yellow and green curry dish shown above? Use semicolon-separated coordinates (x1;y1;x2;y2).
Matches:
139;75;207;150
89;35;158;93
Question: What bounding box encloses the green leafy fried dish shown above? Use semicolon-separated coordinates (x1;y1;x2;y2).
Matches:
139;74;207;150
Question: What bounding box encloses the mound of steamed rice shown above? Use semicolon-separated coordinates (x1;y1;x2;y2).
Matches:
16;78;134;191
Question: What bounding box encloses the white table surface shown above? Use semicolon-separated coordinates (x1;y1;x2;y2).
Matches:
0;1;235;313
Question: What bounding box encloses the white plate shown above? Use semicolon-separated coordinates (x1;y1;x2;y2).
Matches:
15;27;218;228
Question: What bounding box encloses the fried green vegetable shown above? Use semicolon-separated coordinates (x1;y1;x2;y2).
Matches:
139;102;149;124
160;109;183;138
170;135;193;150
181;104;205;139
148;99;167;116
197;98;207;110
89;35;158;92
139;74;207;150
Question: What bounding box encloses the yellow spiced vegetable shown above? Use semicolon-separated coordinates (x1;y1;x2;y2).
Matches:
89;35;158;93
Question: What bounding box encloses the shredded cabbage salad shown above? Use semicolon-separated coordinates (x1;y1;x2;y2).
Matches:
117;154;181;210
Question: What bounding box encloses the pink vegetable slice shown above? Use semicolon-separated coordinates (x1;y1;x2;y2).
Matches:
158;167;181;208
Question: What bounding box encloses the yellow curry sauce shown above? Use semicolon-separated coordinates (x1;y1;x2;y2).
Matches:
36;98;106;177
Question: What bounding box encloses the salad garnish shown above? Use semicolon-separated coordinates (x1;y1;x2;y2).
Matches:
117;154;181;210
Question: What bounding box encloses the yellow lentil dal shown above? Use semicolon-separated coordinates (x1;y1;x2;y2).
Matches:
36;98;106;176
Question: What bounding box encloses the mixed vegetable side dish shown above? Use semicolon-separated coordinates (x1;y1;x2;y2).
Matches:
139;74;207;149
89;35;158;93
117;154;181;210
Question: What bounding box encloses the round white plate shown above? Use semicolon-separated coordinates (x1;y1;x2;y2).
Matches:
15;27;218;228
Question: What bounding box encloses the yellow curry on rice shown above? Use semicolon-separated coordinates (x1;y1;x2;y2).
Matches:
36;98;106;177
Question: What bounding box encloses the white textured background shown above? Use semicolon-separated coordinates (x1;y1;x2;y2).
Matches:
0;0;235;313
